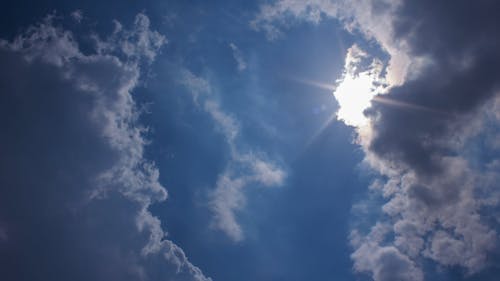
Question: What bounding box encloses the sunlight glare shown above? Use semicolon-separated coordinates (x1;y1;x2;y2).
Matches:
333;72;378;127
332;45;386;128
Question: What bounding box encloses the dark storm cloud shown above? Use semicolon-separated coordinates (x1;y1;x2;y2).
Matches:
393;0;500;60
0;14;210;281
357;0;500;278
368;0;500;178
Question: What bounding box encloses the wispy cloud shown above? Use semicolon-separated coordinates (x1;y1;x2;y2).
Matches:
229;43;246;72
70;10;83;23
179;69;286;241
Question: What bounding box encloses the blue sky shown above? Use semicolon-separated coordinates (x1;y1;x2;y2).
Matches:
1;1;500;281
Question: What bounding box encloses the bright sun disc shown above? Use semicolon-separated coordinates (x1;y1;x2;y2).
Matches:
333;72;379;127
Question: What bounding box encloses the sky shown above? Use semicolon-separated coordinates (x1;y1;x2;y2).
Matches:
1;1;500;281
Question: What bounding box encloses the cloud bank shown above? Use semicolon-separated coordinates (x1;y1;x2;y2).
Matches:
0;13;210;281
253;0;500;280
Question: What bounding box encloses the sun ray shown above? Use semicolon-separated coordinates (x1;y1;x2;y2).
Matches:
305;111;337;147
287;76;337;92
372;95;447;116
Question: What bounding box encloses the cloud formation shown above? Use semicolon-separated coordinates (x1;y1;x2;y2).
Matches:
253;0;500;280
229;43;247;72
179;69;286;242
0;13;210;281
251;0;415;85
351;223;424;281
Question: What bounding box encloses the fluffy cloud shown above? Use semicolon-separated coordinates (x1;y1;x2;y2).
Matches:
350;223;424;281
0;13;210;281
253;0;500;280
179;69;286;242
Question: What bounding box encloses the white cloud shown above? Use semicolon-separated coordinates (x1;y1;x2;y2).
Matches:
210;175;247;241
350;134;500;278
91;13;167;64
179;69;286;241
250;157;286;186
252;1;500;280
250;0;338;40
251;0;420;86
351;223;424;281
353;244;424;281
0;13;210;281
4;14;81;66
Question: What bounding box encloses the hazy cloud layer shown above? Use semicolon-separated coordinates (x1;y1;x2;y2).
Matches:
0;13;210;281
253;0;500;280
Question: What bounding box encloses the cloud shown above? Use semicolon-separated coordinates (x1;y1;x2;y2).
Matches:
71;10;83;23
229;43;247;72
252;0;500;279
250;0;337;40
0;13;210;281
179;69;286;242
251;0;417;86
90;13;166;65
350;223;424;281
360;2;500;274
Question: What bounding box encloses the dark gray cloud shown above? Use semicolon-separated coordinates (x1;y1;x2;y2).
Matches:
252;0;500;280
0;14;210;281
393;0;500;60
369;0;500;177
360;0;500;278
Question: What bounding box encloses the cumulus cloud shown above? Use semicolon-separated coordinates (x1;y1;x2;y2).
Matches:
0;13;210;281
253;0;500;280
179;69;286;242
350;223;424;281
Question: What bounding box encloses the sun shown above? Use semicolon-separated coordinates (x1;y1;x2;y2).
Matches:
332;45;387;128
333;71;379;127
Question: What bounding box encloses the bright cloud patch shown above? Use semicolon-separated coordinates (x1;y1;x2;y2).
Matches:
333;45;386;127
